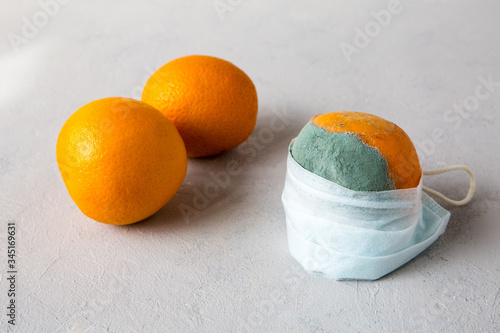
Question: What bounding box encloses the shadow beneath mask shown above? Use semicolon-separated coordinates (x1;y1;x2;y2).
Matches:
381;183;492;281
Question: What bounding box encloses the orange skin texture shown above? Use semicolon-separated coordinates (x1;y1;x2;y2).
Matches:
141;55;258;158
56;97;188;225
312;111;421;189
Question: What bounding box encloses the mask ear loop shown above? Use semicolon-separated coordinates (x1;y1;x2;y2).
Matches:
422;165;476;206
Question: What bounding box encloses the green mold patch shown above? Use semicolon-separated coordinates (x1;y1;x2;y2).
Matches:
291;122;395;192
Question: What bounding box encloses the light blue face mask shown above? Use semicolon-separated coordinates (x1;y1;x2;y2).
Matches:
282;140;476;281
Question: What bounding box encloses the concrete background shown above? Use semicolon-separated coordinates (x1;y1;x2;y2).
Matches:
1;0;499;331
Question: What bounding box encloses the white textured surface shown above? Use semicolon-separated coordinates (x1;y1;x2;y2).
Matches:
1;0;499;332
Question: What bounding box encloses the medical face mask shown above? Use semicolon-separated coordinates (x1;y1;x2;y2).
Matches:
282;140;475;281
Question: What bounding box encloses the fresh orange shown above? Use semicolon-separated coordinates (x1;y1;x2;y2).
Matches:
56;97;187;225
141;55;258;158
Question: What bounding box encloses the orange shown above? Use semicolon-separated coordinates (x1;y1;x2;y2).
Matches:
56;97;187;225
311;111;421;189
141;55;258;158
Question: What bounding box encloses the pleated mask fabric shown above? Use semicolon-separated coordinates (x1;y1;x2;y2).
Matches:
282;143;452;281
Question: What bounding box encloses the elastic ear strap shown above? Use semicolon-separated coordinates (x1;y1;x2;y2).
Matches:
422;165;476;206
